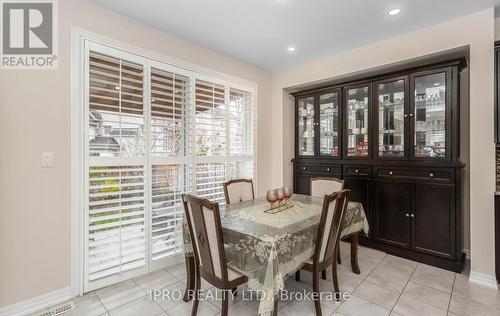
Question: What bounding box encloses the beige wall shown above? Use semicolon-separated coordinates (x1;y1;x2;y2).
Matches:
0;0;273;307
1;1;498;309
272;9;495;278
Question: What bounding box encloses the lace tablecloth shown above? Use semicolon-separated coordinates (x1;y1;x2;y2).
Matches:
178;194;369;315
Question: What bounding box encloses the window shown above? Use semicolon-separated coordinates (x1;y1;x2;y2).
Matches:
84;42;256;291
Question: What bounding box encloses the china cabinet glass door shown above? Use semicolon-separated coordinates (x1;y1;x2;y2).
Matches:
412;71;448;159
297;96;316;156
375;78;407;158
345;86;370;158
319;91;340;157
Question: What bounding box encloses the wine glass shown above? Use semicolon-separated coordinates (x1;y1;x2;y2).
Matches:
276;189;285;201
266;190;277;204
283;187;292;199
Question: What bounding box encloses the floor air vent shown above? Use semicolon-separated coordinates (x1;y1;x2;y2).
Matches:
35;302;75;316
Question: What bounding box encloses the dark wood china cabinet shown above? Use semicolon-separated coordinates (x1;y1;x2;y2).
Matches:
292;59;466;272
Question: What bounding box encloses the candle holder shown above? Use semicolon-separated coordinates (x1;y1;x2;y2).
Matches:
265;188;294;214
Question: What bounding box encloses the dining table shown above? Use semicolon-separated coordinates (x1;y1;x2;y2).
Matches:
177;194;369;315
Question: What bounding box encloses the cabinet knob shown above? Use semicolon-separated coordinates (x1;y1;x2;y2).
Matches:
404;114;408;118
409;113;414;117
302;166;307;170
355;169;359;173
429;173;434;178
405;213;410;218
326;168;331;172
410;214;415;218
389;171;393;175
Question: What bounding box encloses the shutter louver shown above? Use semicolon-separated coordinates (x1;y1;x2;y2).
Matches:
195;163;226;204
229;161;254;180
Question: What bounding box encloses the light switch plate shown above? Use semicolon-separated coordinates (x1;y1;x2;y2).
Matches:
41;152;54;167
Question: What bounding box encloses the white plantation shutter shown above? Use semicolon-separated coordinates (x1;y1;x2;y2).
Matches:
89;52;145;158
229;88;254;156
86;46;148;291
149;65;192;262
151;164;191;261
151;68;190;157
195;80;226;156
84;41;255;292
88;165;146;282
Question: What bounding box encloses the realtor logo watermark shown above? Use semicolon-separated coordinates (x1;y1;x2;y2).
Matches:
1;0;58;69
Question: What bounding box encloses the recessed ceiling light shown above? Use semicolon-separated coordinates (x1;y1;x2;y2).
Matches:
388;8;401;16
287;46;296;52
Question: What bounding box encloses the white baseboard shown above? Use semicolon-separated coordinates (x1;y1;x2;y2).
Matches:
469;271;499;290
0;287;71;316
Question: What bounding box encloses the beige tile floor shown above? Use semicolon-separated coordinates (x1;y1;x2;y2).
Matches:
34;242;500;316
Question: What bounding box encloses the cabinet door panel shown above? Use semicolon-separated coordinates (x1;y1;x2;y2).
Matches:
410;69;451;160
344;178;371;238
413;185;454;258
375;182;411;248
319;91;340;157
297;96;316;156
345;85;370;158
375;77;408;159
295;174;311;195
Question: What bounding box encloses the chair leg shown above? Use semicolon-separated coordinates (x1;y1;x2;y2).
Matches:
183;256;195;302
332;261;339;294
312;271;322;316
272;294;279;316
336;242;341;265
350;233;361;274
191;267;201;316
321;269;327;280
221;290;229;316
295;270;300;282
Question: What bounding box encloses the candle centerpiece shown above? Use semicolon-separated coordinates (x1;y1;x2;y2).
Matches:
265;187;294;214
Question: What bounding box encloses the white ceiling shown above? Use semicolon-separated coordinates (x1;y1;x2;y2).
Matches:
89;0;500;70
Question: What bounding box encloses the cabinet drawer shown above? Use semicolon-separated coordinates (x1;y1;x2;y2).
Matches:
344;165;371;177
375;168;454;182
295;164;341;176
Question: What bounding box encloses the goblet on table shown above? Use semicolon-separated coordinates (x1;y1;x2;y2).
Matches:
275;189;285;206
266;190;278;208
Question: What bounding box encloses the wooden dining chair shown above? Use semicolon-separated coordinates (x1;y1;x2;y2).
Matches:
223;179;255;204
310;177;345;273
310;177;344;198
295;189;350;316
182;194;249;316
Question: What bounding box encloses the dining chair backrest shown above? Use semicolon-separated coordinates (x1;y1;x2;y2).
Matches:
182;194;228;282
310;177;344;198
314;189;350;265
223;179;255;204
